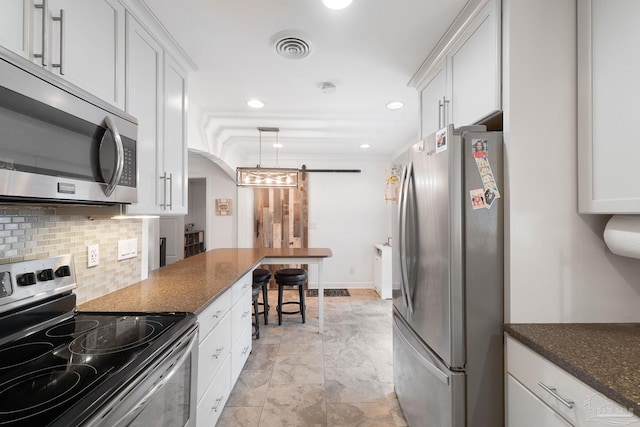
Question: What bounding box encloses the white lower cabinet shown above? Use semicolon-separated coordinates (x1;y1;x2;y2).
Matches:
506;335;640;427
373;244;392;299
507;374;571;427
230;274;253;385
197;354;231;427
196;273;253;426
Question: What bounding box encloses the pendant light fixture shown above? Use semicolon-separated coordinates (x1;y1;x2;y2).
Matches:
236;127;299;188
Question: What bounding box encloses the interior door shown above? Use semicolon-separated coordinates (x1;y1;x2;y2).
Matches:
254;172;308;280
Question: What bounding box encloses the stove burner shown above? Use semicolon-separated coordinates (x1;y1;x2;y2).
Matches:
0;342;54;370
46;319;100;338
69;319;163;355
0;364;99;424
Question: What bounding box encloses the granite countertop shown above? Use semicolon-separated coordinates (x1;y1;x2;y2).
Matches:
78;247;332;315
505;323;640;417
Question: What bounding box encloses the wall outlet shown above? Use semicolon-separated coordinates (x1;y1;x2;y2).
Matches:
87;244;99;267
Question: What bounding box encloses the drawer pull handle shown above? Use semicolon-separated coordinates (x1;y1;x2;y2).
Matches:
212;347;225;359
212;395;225;412
241;311;250;318
241;346;250;355
242;283;250;289
538;382;574;409
212;310;224;319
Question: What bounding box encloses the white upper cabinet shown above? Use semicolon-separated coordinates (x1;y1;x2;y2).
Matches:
420;58;448;138
23;0;126;109
449;1;500;129
414;0;501;138
124;14;163;215
578;0;640;213
124;15;188;216
161;54;188;214
0;0;30;57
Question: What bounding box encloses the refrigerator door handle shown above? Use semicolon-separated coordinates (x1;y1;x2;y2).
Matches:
393;315;449;385
399;162;414;313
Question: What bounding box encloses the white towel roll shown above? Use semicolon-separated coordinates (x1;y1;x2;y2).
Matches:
603;215;640;259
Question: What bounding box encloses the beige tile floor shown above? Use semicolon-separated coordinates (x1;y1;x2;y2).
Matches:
216;289;408;427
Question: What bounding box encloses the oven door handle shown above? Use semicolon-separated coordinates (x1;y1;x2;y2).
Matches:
112;328;198;427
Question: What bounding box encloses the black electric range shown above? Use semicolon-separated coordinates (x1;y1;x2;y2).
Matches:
0;255;196;426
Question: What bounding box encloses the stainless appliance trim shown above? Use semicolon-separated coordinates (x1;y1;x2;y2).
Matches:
393;314;449;385
84;324;199;427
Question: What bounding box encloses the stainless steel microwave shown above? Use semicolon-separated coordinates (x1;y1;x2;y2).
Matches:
0;46;137;205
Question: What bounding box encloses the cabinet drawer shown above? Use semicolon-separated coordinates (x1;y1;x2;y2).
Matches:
506;336;640;426
231;272;252;305
197;312;231;401
198;290;231;342
231;323;252;385
197;354;231;427
231;286;252;343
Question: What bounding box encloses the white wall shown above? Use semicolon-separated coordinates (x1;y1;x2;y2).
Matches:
188;153;238;249
307;158;394;288
503;0;640;323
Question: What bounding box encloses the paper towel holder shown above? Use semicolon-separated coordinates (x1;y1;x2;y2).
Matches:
603;215;640;259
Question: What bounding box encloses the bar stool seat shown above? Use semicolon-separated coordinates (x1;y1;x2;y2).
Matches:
274;268;307;325
253;268;271;325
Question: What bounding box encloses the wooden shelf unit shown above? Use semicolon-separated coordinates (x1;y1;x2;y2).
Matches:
184;230;205;258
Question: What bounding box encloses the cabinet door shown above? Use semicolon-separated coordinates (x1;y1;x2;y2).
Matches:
162;54;188;214
578;0;640;213
124;14;163;215
47;0;125;108
0;0;29;58
449;0;500;127
507;374;572;427
420;58;448;138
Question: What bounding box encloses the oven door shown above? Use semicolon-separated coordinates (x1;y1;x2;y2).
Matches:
85;325;198;427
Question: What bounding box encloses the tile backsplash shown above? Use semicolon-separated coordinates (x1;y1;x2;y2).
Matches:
0;207;142;304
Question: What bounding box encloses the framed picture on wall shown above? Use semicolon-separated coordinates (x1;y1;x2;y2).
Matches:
216;199;232;215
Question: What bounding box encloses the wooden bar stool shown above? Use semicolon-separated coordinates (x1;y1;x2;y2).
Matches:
274;268;307;325
253;268;271;325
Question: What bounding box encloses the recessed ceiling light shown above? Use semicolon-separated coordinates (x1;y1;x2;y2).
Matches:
273;143;283;148
360;143;370;149
247;99;264;109
386;101;404;110
323;0;353;10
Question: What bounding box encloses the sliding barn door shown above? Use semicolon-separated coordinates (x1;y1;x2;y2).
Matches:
254;172;308;281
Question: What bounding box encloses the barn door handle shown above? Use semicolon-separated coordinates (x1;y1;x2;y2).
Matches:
256;220;260;238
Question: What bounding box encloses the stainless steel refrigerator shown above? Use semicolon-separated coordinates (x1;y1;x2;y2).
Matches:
392;124;504;427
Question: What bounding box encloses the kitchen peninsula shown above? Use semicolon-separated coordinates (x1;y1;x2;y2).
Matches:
79;247;332;331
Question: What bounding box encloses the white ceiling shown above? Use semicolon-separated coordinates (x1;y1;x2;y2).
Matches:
141;0;469;165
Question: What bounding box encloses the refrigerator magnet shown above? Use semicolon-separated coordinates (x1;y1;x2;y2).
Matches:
470;189;487;210
475;157;501;199
471;139;488;158
484;188;497;208
436;128;448;153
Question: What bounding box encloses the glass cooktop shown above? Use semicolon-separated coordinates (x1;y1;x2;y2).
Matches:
0;311;194;426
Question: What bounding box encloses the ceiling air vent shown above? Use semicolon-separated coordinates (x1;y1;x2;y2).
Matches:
271;31;313;60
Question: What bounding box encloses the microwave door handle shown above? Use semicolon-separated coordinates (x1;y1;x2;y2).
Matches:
110;329;198;427
102;116;124;197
